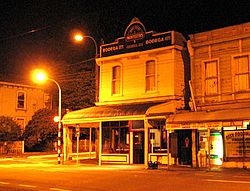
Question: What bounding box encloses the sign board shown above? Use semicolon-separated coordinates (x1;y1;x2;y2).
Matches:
100;18;172;57
224;130;250;158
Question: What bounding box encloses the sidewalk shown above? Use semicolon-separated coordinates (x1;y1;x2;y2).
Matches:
0;152;250;174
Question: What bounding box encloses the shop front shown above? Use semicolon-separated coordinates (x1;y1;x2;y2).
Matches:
167;108;250;168
62;101;176;166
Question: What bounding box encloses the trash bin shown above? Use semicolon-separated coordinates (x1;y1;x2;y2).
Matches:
148;161;158;169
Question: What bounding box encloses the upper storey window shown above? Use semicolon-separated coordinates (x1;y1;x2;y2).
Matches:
146;60;156;92
204;60;218;95
17;91;26;109
112;66;121;95
234;55;250;91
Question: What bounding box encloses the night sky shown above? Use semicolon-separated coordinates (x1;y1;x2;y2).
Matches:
0;0;249;83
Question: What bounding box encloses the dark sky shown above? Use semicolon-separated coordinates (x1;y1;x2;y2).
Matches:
0;0;249;83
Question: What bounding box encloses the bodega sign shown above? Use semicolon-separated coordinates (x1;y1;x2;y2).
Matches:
100;18;172;57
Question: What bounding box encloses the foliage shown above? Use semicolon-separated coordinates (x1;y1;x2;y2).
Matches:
0;116;22;141
23;108;57;152
60;60;96;111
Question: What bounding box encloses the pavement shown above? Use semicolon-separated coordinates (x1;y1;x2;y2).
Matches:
0;152;250;174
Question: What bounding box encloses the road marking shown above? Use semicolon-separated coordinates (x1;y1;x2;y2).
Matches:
50;188;72;191
0;181;10;185
205;179;250;184
19;184;37;188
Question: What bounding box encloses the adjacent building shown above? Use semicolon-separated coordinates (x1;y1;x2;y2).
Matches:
0;81;51;130
168;22;250;168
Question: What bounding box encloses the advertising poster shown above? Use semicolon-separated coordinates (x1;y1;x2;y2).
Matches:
224;130;250;158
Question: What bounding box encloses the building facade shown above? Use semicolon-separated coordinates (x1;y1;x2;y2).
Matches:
168;22;250;168
0;81;51;130
62;18;190;165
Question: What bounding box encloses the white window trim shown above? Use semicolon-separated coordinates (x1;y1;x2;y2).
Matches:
231;52;250;94
145;59;158;93
201;58;221;101
111;63;123;96
16;91;27;110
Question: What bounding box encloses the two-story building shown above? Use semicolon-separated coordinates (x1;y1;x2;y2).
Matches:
168;22;250;168
62;18;190;166
0;81;51;130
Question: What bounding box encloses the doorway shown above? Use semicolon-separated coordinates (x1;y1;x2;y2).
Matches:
177;130;192;165
133;131;144;164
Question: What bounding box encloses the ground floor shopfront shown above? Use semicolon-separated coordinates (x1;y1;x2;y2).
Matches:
167;107;250;168
62;105;250;168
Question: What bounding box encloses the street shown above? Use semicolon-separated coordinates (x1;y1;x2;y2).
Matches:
0;158;250;191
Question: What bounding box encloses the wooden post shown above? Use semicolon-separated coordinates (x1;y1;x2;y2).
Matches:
98;122;102;166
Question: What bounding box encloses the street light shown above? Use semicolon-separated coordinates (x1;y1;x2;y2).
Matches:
73;33;98;57
32;69;62;165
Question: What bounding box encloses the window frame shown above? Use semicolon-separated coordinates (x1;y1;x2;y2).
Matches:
16;91;27;110
145;59;157;92
111;65;122;95
232;53;250;93
202;59;220;96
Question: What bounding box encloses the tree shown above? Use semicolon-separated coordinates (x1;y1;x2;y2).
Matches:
23;108;57;152
0;116;22;141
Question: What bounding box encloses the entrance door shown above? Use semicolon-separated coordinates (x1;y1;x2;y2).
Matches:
177;130;192;165
133;132;144;164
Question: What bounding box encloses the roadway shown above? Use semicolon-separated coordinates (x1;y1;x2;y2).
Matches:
0;157;250;191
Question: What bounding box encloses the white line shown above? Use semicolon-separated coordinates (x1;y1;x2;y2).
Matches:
205;179;250;184
50;188;72;191
0;181;10;185
19;184;37;188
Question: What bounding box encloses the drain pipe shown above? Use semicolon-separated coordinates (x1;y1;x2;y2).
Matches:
189;80;197;111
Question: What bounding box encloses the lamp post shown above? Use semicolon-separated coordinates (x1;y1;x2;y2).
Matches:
73;34;98;57
32;69;62;165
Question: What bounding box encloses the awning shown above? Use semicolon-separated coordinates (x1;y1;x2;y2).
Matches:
168;107;250;124
62;101;175;125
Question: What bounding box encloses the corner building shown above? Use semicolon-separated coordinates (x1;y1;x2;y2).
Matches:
62;18;190;166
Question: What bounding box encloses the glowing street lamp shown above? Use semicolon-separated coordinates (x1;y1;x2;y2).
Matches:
73;33;98;57
32;69;62;165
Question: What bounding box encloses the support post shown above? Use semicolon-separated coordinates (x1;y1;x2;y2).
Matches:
98;122;102;166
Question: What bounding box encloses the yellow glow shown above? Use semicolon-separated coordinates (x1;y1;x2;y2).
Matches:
32;69;48;84
54;116;59;123
74;34;83;42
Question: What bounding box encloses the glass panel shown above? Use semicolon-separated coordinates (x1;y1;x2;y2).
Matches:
112;66;121;94
17;92;25;109
102;127;129;154
146;60;156;91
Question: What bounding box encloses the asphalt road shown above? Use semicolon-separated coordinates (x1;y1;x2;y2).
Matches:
0;159;250;191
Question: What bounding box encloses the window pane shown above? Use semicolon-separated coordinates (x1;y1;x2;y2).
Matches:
206;79;218;95
204;60;218;95
112;66;121;94
146;61;155;75
17;92;25;109
146;60;156;91
234;55;250;91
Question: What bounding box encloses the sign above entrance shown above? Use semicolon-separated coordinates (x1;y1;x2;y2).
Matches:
100;17;173;57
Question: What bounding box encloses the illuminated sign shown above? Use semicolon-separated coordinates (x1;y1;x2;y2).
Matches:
100;18;172;57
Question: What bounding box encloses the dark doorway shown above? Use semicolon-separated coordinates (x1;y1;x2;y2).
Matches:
133;131;144;164
177;130;192;165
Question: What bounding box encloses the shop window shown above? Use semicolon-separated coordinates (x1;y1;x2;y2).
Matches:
17;91;26;109
234;54;250;91
112;65;121;95
102;127;129;154
145;60;156;92
149;127;167;153
204;60;218;95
